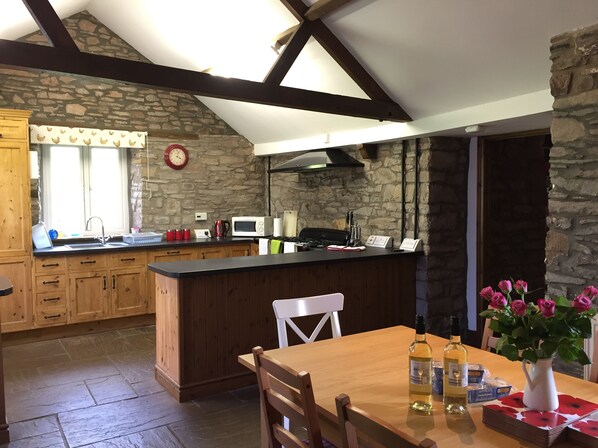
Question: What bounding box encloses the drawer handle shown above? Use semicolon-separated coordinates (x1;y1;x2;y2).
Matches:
0;133;3;138
43;297;60;302
112;275;116;289
44;314;62;319
42;280;60;285
42;263;60;267
166;251;180;255
80;260;97;265
120;257;135;262
103;276;106;290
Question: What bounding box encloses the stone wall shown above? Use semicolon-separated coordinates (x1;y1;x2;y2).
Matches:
269;137;470;335
0;11;265;231
548;22;598;297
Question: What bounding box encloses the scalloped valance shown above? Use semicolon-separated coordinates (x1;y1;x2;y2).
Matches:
29;125;147;149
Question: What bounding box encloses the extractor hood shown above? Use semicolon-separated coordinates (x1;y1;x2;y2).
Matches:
269;148;364;173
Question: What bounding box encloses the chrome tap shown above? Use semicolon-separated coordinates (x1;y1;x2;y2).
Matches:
85;216;110;245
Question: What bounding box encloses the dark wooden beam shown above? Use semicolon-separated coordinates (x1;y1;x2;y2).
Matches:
0;39;410;122
264;21;313;85
357;143;378;160
279;0;411;120
305;0;353;21
273;24;299;51
20;0;79;50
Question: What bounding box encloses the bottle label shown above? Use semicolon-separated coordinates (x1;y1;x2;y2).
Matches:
447;361;467;387
409;358;432;385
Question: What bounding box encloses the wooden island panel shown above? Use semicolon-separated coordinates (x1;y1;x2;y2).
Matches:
154;254;416;401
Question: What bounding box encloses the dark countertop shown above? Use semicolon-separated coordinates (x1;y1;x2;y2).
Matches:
32;236;255;257
0;277;13;296
148;247;416;278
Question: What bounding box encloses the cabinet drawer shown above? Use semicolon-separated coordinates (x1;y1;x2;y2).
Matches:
36;308;67;327
109;250;147;268
68;254;107;271
0;119;27;140
35;257;66;274
36;274;66;292
36;291;67;309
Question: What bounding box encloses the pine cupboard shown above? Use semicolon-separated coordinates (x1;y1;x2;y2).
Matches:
0;109;33;333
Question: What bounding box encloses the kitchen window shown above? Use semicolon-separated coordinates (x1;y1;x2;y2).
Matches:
41;145;129;236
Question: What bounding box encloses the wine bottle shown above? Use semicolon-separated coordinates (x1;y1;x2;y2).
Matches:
443;315;468;414
409;315;433;413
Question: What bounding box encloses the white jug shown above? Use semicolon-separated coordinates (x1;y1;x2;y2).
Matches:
521;357;559;411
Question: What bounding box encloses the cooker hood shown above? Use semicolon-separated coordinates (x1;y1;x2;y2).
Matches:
269;148;364;173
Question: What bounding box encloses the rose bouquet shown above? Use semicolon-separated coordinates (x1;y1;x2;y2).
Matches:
479;280;597;364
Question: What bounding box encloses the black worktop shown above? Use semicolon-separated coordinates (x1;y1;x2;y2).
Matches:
32;236;255;257
148;247;416;278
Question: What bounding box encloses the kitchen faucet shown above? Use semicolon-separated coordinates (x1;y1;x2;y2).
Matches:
85;216;110;245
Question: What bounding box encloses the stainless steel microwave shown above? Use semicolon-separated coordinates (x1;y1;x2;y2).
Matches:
231;216;274;237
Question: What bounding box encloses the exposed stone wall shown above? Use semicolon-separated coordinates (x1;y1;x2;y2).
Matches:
548;23;598;297
0;11;265;231
269;137;469;335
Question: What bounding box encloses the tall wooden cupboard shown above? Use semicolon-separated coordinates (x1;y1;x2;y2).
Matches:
0;109;33;332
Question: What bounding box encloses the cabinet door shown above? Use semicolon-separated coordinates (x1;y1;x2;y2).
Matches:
0;257;33;332
0;140;31;258
200;245;227;259
68;271;109;323
227;243;250;258
110;267;147;317
147;248;198;313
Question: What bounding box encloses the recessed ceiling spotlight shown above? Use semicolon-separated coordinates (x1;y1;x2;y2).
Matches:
465;125;482;134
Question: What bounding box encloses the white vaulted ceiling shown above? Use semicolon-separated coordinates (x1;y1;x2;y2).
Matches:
1;0;598;154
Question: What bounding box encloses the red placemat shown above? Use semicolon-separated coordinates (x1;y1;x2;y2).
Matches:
482;392;598;447
568;410;598;448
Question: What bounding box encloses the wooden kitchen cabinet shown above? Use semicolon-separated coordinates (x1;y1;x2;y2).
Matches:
0;257;33;332
34;256;68;327
109;251;147;317
0;109;33;333
199;245;226;259
226;243;251;258
147;247;198;313
69;269;109;323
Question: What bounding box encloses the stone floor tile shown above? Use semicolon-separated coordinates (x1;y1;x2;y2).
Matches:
4;367;48;394
86;375;137;405
0;431;66;448
85;426;184;448
59;333;135;360
3;340;67;366
169;402;260;448
129;378;165;397
38;357;120;387
58;391;202;447
6;415;60;442
230;385;259;403
192;391;244;415
6;381;95;423
108;350;155;383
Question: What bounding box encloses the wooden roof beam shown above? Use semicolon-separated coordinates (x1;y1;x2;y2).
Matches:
305;0;353;21
0;39;408;122
20;0;79;50
264;21;313;85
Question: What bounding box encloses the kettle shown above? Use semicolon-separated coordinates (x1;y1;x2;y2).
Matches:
214;220;230;238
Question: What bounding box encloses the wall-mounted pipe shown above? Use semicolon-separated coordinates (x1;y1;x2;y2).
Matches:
401;140;407;241
414;138;420;239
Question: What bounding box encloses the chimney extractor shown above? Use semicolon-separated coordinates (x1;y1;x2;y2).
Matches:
268;148;364;173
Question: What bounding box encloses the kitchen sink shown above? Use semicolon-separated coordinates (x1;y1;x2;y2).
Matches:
66;242;129;249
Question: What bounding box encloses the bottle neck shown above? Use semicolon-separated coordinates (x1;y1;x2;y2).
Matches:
449;334;462;344
415;333;426;342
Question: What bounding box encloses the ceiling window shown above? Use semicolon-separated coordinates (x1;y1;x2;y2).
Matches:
41;145;129;237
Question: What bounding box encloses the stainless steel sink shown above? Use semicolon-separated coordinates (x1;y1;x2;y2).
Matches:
66;242;129;249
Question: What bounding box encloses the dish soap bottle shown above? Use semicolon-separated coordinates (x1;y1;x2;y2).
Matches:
443;315;468;414
409;315;433;413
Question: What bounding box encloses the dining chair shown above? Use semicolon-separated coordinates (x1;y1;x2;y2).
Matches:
585;314;598;382
480;309;499;352
272;292;344;348
252;346;335;448
335;393;437;448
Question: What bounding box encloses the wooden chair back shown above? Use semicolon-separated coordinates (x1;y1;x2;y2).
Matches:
585;315;598;382
480;308;499;352
273;293;344;348
335;394;437;448
253;346;325;448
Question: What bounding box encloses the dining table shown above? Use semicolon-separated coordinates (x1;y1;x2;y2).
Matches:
238;325;598;448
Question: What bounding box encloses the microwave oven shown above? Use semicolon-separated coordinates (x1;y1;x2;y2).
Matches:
231;216;274;237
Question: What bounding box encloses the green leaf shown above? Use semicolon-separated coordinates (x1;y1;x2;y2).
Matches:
557;343;577;362
500;344;520;361
576;350;592;365
540;340;558;358
521;349;538;363
553;296;570;307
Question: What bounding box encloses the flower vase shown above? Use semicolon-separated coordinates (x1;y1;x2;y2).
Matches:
521;357;559;411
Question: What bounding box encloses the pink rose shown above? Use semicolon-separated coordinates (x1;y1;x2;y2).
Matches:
514;280;528;295
490;292;507;309
583;285;598;299
480;286;495;300
498;280;512;294
572;294;592;312
510;300;527;317
537;298;556;318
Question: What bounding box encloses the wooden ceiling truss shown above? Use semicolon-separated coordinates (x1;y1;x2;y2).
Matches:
0;0;411;122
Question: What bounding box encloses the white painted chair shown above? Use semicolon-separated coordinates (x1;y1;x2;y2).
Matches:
584;314;598;382
272;292;344;348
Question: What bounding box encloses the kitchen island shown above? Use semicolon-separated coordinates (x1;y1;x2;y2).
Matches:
148;248;418;401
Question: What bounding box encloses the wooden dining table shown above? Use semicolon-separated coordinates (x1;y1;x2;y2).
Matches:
238;325;598;448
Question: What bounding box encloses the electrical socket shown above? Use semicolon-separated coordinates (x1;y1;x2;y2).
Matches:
195;212;207;221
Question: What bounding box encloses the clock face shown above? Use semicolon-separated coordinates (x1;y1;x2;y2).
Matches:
164;144;189;170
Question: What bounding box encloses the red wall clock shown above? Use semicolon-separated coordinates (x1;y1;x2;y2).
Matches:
164;144;189;170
